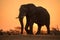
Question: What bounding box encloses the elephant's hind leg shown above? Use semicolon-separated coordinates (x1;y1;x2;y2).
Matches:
46;25;50;34
29;23;33;34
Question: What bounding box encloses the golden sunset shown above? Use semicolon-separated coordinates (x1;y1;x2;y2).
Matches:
0;0;60;33
0;0;60;40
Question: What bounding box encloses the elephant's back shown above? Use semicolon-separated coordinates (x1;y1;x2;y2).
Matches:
34;7;50;24
36;7;50;19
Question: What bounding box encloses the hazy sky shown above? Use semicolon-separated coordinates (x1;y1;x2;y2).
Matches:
0;0;60;31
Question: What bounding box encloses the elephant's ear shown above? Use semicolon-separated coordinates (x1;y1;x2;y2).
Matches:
19;5;25;12
20;5;29;13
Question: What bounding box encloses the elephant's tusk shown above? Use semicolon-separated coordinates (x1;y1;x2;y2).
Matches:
16;17;19;19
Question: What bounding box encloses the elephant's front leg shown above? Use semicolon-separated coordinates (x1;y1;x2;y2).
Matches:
25;21;33;34
25;22;30;34
19;19;23;34
36;24;41;35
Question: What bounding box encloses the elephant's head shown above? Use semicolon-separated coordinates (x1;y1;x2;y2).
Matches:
18;4;36;34
18;4;36;19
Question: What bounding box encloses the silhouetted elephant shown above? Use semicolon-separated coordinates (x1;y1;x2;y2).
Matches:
18;4;50;35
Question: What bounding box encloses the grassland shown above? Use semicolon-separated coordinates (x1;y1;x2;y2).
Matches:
0;35;60;40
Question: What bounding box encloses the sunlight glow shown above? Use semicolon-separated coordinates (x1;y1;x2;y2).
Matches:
0;0;60;32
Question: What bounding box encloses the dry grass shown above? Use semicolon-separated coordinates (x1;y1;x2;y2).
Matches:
0;35;60;40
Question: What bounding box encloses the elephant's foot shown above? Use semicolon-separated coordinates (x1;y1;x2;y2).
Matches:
35;32;40;35
28;32;33;35
47;31;50;34
21;32;23;34
26;30;33;35
47;29;50;34
21;31;23;34
27;31;33;35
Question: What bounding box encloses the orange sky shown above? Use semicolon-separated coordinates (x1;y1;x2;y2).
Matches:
0;0;60;31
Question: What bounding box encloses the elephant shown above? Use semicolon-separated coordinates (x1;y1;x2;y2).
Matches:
18;4;50;35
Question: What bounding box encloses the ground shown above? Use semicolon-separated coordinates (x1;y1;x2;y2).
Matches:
0;35;60;40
